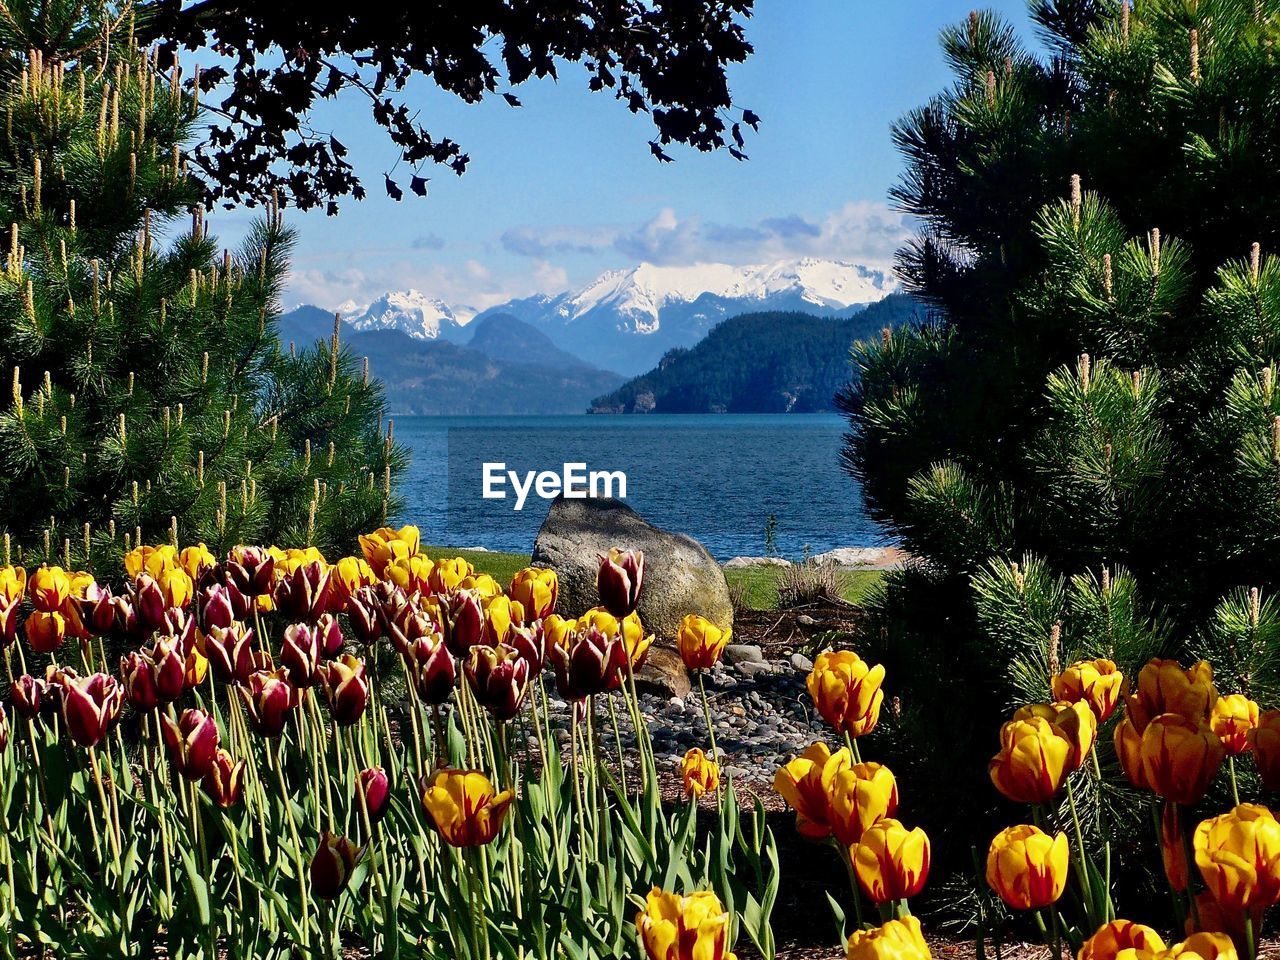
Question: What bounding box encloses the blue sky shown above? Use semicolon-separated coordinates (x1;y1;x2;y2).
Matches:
206;1;1032;312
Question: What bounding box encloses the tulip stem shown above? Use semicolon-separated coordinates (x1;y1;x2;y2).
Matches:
696;672;721;802
606;696;629;796
837;841;865;929
1177;804;1202;933
1229;755;1241;805
1064;773;1098;926
87;746;121;866
272;738;310;948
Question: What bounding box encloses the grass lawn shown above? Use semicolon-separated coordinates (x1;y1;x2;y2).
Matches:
424;546;883;611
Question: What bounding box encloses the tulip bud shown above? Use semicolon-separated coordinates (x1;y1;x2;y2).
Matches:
280;622;322;687
404;631;456;705
1141;714;1224;806
548;623;628;701
28;565;70;612
25;609;66;654
853;818;931;904
203;622;256;683
309;831;363;901
345;585;382;646
59;672;124;748
509;566;558;620
420;768;514;847
1126;658;1217;734
357;766;391;825
444;589;484;657
239;668;297;737
1194;803;1280;915
681;747;720;800
845;916;932;960
317;613;345;658
773;741;852;840
677;613;731;671
1211;694;1260;756
121;651;161;711
1249;709;1280;791
428;556;473;596
322;654;368;726
161;708;220;781
184;645;209;690
507;622;550;675
203;748;246;808
597;547;643;617
11;674;44;718
227;546;276;600
131;574;170;632
829;762;899;846
634;888;733;960
989;716;1072;804
273;559;332;622
149;635;187;701
464;643;530;722
985;824;1069;910
1052;658;1123;722
199;582;239;628
807;649;885;738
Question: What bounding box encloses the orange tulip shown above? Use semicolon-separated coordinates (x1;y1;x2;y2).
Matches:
677;614;732;670
1115;716;1149;789
1052;658;1124;721
1126;658;1217;734
1211;695;1259;756
420;768;513;847
508;567;558;620
1078;920;1167;960
635;888;736;960
773;742;849;840
1141;714;1224;806
828;762;899;846
681;748;720;800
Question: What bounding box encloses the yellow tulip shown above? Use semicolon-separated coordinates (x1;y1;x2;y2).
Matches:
1194;804;1280;915
28;566;70;612
1078;920;1167;960
845;916;931;960
482;594;525;645
828;762;898;846
1140;714;1224;806
124;544;178;579
331;556;376;605
1249;709;1280;791
853;818;930;904
279;546;327;575
429;557;474;595
1163;933;1239;960
1126;658;1217;734
1012;700;1097;770
1114;716;1149;789
458;573;502;598
419;768;513;847
634;888;736;960
179;543;216;580
157;566;194;609
508;567;558;620
985;824;1068;910
807;650;885;738
386;554;434;595
677;614;732;670
681;748;720;800
25;609;65;653
1052;658;1124;721
0;565;26;604
581;607;648;665
358;525;420;577
542;614;577;649
989;716;1072;804
1211;695;1259;756
773;741;851;840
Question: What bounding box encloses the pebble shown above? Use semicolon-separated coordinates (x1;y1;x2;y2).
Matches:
790;653;814;673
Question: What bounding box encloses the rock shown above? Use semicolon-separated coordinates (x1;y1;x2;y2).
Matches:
808;546;910;569
797;614;818;627
736;661;775;679
634;647;691;699
532;496;733;638
722;556;792;569
723;643;765;665
790;653;814;673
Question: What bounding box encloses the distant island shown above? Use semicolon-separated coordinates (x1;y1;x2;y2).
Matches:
588;294;917;414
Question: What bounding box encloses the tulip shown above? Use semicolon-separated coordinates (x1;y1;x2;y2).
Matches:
1126;658;1217;734
549;623;628;701
273;559;332;622
829;762;899;846
420;768;514;846
345;585;383;646
989;716;1072;804
198;582;240;628
677;614;732;670
121;651;161;711
184;645;209;690
357;766;391;825
316;613;345;658
429;556;473;595
156;566;194;610
1211;695;1259;756
310;832;363;901
322;654;369;726
280;622;322;687
358;524;421;577
1165;934;1239;960
60;672;124;747
0;596;20;647
404;631;457;705
25;609;65;653
80;582;117;634
807;649;885;737
386;554;435;596
131;574;171;632
481;593;525;646
1194;803;1280;915
597;547;644;617
161;708;220;781
11;674;44;718
179;543;216;580
227;546;277;601
580;606;650;666
1249;709;1280;790
509;566;558;620
507;622;551;674
460;573;503;597
125;544;178;579
542;614;576;650
853;818;931;904
28;565;70;612
773;741;851;840
985;824;1069;910
1141;714;1224;806
1012;700;1097;770
1162;802;1189;893
330;555;376;611
845;916;931;960
464;643;530;721
239;668;297;737
1078;921;1167;960
634;888;736;960
203;622;256;683
0;564;27;603
1115;716;1149;789
203;748;246;808
681;748;720;800
444;589;484;657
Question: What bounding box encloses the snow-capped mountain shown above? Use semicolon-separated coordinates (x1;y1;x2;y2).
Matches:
343;290;474;342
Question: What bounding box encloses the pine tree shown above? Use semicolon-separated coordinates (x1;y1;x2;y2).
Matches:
841;0;1280;860
0;4;403;569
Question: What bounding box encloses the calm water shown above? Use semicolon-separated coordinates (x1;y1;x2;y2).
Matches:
394;414;888;560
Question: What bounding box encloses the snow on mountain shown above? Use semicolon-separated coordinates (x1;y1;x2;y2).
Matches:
344;290;475;342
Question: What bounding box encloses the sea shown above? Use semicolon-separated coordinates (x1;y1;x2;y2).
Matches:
393;413;889;561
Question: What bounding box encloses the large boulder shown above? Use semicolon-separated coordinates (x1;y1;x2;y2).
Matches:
532;496;733;640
